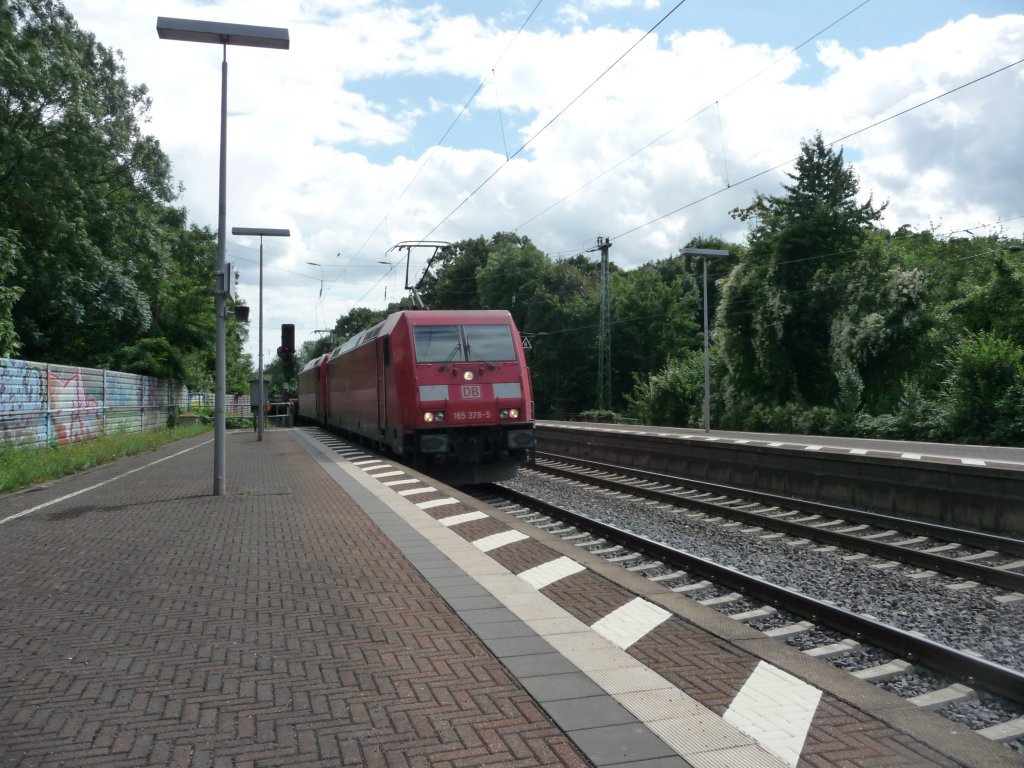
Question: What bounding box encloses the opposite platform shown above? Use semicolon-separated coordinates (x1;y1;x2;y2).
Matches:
0;428;1018;767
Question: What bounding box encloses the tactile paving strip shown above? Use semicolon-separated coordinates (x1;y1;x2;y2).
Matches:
298;430;980;768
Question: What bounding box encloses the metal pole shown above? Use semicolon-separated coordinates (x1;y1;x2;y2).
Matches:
214;43;228;495
258;236;264;441
703;255;711;433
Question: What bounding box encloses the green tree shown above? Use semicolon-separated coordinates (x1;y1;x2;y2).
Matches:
522;255;600;417
938;331;1024;445
945;246;1024;344
418;238;487;310
333;306;388;342
624;349;705;426
610;263;697;408
2;1;171;359
115;219;219;387
0;230;24;355
825;230;929;413
299;334;335;363
718;133;885;418
475;233;550;328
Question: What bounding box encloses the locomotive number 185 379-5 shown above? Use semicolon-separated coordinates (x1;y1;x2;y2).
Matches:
451;410;492;421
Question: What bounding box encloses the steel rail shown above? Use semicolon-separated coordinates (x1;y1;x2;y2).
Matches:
490;484;1024;707
534;451;1024;556
531;454;1024;592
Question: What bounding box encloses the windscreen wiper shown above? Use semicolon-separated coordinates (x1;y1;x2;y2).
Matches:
439;343;461;371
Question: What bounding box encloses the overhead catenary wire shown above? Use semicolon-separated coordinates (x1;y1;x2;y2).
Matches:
610;55;1024;243
418;0;692;243
346;0;546;270
334;0;883;305
513;0;874;232
318;6;1018;325
519;228;1021;341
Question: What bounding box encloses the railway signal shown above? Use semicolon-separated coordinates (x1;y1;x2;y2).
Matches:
278;323;295;357
278;323;296;381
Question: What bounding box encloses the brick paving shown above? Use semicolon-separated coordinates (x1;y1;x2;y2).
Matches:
0;432;591;768
4;428;1021;768
395;449;1022;768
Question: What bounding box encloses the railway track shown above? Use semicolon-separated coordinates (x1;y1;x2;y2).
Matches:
531;451;1024;592
478;464;1024;744
306;429;1024;746
534;423;1024;538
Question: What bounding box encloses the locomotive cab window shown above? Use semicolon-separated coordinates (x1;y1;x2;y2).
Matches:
465;324;516;361
413;323;517;363
414;325;461;363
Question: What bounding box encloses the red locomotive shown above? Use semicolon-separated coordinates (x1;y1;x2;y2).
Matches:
297;309;535;484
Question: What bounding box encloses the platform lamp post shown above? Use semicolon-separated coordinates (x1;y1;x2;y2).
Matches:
232;228;291;442
682;248;730;432
157;17;289;494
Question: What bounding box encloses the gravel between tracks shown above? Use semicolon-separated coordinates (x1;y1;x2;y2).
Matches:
505;469;1024;673
502;468;1024;750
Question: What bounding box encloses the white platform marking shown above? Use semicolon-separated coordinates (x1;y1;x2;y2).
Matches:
591;597;671;650
518;556;586;589
297;433;789;768
368;470;404;479
474;530;530;552
438;511;489;527
724;661;821;768
398;486;437;496
416;497;460;510
0;439;212;526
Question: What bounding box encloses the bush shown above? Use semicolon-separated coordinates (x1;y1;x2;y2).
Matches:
938;331;1024;445
624;351;704;427
578;409;623;423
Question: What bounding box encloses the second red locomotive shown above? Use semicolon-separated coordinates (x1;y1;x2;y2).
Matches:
297;309;535;484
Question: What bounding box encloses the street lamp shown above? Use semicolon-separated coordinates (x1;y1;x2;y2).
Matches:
682;248;730;432
233;227;291;442
157;17;289;495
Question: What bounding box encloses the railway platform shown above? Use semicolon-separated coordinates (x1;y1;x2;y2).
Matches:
0;428;1019;767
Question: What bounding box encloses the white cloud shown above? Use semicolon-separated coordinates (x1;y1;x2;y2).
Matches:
57;2;1024;363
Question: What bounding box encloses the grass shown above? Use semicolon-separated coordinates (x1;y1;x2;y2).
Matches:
0;423;214;494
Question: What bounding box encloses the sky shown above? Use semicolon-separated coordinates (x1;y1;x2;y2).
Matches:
61;0;1024;365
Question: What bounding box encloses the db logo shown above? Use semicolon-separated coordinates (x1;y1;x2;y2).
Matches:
461;385;481;399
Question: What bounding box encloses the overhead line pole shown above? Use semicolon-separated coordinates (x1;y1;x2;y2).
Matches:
587;237;612;411
683;248;730;432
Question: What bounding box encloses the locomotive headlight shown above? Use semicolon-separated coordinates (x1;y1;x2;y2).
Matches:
463;371;474;381
499;408;520;419
424;412;434;423
423;411;445;423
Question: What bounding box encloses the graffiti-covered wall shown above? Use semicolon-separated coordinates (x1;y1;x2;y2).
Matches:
0;358;191;447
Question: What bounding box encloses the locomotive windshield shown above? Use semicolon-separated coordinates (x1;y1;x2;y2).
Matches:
414;325;461;362
464;324;516;361
413;324;516;363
